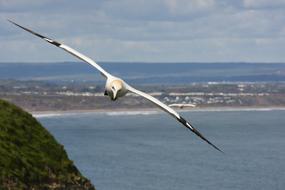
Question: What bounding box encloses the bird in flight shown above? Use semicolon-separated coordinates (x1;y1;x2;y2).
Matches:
9;20;223;153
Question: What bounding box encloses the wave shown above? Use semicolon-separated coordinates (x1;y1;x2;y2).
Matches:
33;113;65;118
105;111;159;116
33;110;160;118
33;107;285;118
33;112;87;118
180;107;285;112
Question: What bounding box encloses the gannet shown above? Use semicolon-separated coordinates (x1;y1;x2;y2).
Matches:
9;20;223;152
169;103;196;109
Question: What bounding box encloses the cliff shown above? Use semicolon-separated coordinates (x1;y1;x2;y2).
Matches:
0;99;95;190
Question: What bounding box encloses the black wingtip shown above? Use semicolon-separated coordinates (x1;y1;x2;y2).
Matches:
8;19;61;47
8;19;25;29
7;19;17;26
178;116;224;154
8;19;45;38
191;126;224;154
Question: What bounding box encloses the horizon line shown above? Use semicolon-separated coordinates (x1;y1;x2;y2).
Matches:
1;61;285;64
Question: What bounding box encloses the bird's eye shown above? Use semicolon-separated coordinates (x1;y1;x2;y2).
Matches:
112;86;115;90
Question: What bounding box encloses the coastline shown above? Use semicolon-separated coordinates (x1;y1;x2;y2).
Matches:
31;106;285;118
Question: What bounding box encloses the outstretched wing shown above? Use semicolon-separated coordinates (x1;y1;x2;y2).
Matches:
8;20;111;78
126;84;223;153
9;20;222;153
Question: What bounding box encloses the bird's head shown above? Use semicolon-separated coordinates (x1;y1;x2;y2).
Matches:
110;80;123;101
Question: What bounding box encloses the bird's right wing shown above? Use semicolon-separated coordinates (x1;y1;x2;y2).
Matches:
126;84;223;153
8;20;111;78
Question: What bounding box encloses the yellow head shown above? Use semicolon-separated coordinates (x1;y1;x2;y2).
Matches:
110;80;123;100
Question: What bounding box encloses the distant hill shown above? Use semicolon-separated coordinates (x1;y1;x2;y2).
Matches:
0;62;284;84
0;99;95;190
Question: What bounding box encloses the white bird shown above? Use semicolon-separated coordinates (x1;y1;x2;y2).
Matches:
169;103;196;109
9;20;223;153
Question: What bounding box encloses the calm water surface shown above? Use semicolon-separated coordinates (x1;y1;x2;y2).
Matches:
38;110;285;190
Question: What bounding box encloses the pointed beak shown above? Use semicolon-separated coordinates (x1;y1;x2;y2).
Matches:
112;89;117;100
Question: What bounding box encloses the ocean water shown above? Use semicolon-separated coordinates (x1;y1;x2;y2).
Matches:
37;110;285;190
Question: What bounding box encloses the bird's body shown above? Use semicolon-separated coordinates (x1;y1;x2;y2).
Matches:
9;20;223;153
105;77;128;101
169;103;196;109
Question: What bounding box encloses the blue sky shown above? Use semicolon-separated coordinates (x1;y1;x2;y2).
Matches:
1;0;285;62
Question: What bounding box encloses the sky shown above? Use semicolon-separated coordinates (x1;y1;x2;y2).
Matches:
1;0;285;63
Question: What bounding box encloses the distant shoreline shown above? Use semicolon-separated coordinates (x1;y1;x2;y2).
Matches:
31;106;285;118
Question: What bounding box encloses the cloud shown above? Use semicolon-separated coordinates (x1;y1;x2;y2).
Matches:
243;0;285;8
1;0;285;62
0;0;56;12
165;0;215;15
99;0;217;21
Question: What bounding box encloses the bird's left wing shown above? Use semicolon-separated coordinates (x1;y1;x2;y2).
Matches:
126;84;223;153
8;20;111;78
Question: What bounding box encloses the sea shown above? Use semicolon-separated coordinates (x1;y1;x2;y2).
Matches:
36;109;285;190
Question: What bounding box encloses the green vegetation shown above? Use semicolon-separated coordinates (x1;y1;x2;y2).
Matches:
0;99;95;190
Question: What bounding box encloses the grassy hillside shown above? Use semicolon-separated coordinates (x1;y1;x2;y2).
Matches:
0;99;95;189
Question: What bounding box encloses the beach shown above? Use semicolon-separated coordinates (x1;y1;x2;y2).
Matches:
32;106;285;118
